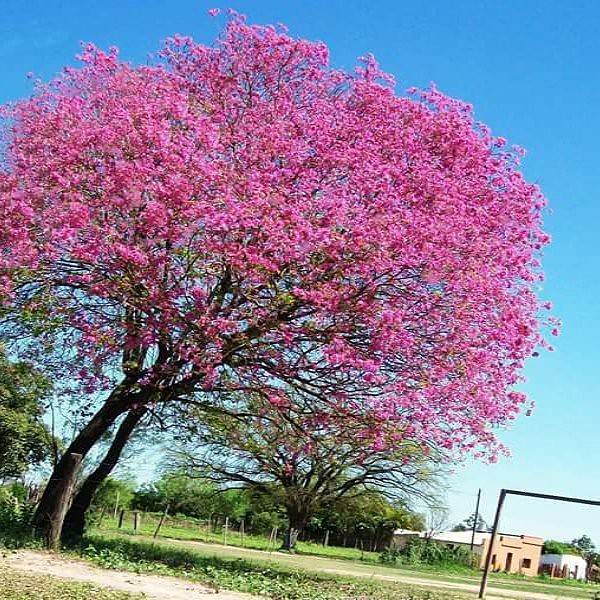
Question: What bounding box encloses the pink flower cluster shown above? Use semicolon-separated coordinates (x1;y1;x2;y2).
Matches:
0;15;553;461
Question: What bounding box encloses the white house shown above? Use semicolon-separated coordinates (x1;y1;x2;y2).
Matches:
539;554;587;580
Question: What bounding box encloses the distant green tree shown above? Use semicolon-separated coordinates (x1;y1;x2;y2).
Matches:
131;471;252;524
0;350;52;479
543;539;582;556
307;490;424;550
452;512;490;532
571;535;596;558
92;477;136;512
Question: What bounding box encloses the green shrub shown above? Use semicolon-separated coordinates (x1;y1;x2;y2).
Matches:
0;484;36;546
542;539;582;556
379;538;475;568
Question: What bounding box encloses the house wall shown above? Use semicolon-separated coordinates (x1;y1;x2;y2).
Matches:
481;535;543;577
391;531;543;577
539;554;587;580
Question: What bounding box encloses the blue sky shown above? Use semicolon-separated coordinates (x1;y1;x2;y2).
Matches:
2;0;599;544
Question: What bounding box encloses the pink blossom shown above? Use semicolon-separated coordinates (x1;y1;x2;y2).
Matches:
0;13;554;464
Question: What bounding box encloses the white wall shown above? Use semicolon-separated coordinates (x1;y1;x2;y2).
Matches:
540;554;587;580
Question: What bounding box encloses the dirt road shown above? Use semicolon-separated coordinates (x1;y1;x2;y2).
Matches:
1;550;254;600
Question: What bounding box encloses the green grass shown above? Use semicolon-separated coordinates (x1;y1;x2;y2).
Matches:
97;513;477;573
79;532;472;600
96;513;598;587
99;512;384;561
91;519;600;599
0;565;144;600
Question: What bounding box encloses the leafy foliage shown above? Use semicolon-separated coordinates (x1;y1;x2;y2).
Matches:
0;483;37;546
104;471;423;551
0;350;52;478
543;539;582;556
570;535;596;559
452;512;490;532
93;477;136;512
379;538;475;568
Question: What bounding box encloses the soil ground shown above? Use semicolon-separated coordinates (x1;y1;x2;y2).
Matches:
0;549;254;600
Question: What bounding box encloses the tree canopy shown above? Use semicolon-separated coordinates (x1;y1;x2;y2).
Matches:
171;390;437;548
0;13;553;541
0;349;52;479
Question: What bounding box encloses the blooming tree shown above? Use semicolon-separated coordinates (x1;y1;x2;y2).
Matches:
0;14;552;543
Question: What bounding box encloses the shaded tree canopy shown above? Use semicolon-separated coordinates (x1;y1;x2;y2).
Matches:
0;349;52;479
170;390;439;548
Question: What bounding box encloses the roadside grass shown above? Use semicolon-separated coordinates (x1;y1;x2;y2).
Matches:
96;514;599;592
79;532;472;600
97;513;473;574
97;513;384;562
0;564;144;600
85;530;600;599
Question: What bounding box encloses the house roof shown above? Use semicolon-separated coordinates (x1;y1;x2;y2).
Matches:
393;529;490;546
392;529;542;547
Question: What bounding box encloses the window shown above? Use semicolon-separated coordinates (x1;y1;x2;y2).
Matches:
522;558;532;569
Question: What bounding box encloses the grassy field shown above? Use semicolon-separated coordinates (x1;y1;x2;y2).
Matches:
95;513;600;595
0;565;144;600
97;512;387;563
84;527;600;600
79;532;476;600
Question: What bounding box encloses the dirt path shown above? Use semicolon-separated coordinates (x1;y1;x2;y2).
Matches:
1;550;255;600
318;567;579;600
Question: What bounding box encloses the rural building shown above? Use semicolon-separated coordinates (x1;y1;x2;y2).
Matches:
392;529;543;576
539;554;587;580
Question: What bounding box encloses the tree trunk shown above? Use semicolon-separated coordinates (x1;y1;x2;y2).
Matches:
62;407;147;541
32;386;132;540
281;509;308;551
281;527;299;551
46;452;82;551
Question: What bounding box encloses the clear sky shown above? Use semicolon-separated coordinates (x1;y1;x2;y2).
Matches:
2;0;599;545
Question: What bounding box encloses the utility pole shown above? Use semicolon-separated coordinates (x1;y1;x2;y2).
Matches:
470;488;482;552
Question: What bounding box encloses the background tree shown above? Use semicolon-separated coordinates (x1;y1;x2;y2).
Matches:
0;349;52;480
305;491;425;551
452;512;490;532
570;535;596;558
91;477;135;514
570;535;597;579
542;539;582;555
171;392;439;550
0;13;553;544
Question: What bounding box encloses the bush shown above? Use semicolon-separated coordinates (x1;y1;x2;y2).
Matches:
543;540;582;556
0;484;36;546
379;538;475;568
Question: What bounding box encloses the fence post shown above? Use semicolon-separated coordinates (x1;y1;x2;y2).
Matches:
223;516;229;546
118;509;125;529
97;505;107;528
113;491;120;520
133;511;141;533
153;502;170;539
240;519;245;547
